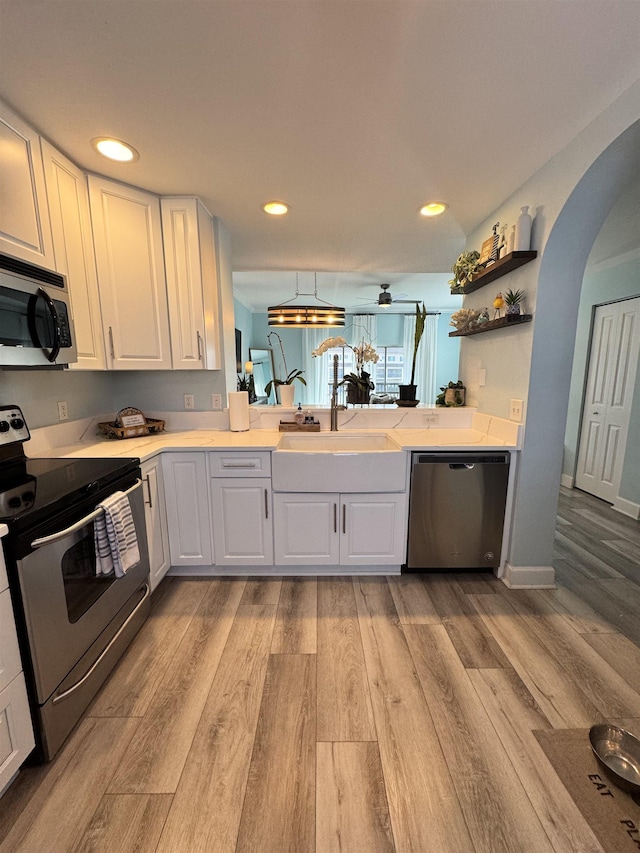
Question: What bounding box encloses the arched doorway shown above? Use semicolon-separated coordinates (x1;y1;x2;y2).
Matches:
506;117;640;586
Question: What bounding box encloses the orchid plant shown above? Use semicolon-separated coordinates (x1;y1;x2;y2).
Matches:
313;335;379;391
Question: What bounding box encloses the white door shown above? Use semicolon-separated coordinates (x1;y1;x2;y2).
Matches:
141;457;171;591
211;478;273;565
273;493;339;565
576;297;640;502
162;452;213;566
340;493;407;565
42;141;106;369
0;102;55;267
88;175;172;369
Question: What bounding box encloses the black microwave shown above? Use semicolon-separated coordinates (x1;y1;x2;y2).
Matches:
0;253;77;368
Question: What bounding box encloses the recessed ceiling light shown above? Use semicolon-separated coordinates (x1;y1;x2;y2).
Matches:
91;137;140;163
419;201;448;217
262;201;290;216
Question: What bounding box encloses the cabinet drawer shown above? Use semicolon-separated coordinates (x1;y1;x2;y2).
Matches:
209;451;271;478
0;589;22;693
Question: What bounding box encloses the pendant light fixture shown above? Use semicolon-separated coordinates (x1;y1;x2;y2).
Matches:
268;273;345;327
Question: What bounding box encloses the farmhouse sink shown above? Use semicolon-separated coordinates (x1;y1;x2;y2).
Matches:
277;432;400;452
272;431;407;492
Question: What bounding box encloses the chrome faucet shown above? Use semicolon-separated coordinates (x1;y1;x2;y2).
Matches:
330;354;340;431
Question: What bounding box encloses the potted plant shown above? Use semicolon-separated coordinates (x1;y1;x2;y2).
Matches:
264;331;306;405
504;288;524;317
312;335;379;406
436;380;466;407
449;251;481;291
397;302;427;406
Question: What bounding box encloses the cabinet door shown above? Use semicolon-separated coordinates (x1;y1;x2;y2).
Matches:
0;589;22;693
0;675;35;795
273;493;339;565
340;493;407;565
162;453;213;566
88;175;172;369
141;457;170;591
211;478;273;566
0;102;55;267
41;141;106;369
161;197;220;370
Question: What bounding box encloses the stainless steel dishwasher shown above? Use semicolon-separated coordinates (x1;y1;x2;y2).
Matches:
406;452;510;571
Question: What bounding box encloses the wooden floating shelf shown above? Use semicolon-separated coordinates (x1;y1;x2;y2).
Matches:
450;250;537;294
449;314;533;337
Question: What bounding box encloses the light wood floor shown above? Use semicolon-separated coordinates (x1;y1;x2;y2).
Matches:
1;487;639;852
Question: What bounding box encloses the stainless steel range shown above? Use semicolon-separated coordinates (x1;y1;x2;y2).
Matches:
0;405;150;761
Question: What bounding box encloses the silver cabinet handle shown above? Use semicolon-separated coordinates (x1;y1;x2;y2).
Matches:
264;489;269;520
334;503;337;533
197;330;203;361
144;474;153;508
108;326;115;361
31;479;142;548
342;504;346;535
222;461;257;468
52;583;150;704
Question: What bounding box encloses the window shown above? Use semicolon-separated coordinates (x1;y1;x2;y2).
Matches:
321;344;404;404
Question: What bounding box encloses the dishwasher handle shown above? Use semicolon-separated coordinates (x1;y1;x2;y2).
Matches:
449;463;475;470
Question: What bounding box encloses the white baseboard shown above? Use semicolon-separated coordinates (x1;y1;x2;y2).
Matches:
168;564;400;577
612;496;640;520
501;563;556;589
560;474;574;489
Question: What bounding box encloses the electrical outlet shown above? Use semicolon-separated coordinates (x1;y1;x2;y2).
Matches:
211;393;222;410
57;401;68;421
184;394;195;410
509;398;523;422
423;413;439;425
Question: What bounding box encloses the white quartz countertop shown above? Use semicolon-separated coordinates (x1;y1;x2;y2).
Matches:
27;425;518;463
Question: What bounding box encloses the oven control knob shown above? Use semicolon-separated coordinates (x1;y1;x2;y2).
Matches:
10;417;24;430
0;420;10;432
22;490;36;502
8;496;21;508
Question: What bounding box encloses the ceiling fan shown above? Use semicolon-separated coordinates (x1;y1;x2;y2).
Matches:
355;283;419;309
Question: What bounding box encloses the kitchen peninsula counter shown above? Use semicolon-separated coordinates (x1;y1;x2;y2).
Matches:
26;409;521;461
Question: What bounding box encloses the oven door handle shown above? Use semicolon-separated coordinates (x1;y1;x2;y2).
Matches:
28;287;62;363
30;479;142;548
52;583;150;705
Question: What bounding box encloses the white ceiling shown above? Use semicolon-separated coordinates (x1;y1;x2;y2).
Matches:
1;1;639;311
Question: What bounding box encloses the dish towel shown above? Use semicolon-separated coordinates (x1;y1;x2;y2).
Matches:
94;491;140;577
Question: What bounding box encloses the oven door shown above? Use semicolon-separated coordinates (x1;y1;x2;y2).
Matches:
14;479;150;705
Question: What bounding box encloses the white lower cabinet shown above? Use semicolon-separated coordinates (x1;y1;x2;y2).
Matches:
141;457;170;591
162;452;213;567
273;492;407;567
210;479;273;566
0;544;35;795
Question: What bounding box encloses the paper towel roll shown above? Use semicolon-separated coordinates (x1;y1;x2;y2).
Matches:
228;391;250;432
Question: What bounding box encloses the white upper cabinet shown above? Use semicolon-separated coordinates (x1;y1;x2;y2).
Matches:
88;175;172;370
41;141;106;370
161;197;220;370
0;102;55;267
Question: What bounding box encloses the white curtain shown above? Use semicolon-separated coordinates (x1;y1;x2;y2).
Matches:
302;328;331;405
403;313;438;405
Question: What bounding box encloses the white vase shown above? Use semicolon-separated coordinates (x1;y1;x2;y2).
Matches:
506;224;516;255
278;384;295;407
515;206;532;251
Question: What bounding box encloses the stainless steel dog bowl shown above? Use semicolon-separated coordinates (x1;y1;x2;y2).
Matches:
589;724;640;795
